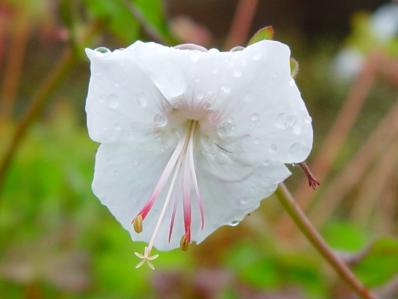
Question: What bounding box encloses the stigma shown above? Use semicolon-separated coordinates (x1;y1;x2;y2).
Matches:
132;120;204;270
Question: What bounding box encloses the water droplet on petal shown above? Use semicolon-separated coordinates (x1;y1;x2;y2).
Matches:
153;114;168;128
114;82;120;88
190;54;200;63
253;138;261;145
233;69;242;78
289;79;295;88
137;96;148;108
212;69;218;75
253;53;262;61
269;144;278;153
239;199;248;205
251;113;259;122
275;113;296;129
114;123;121;132
304;116;312;124
229;220;240;227
209;48;219;54
108;94;119;110
293;122;302;135
243;95;251;103
95;47;111;54
289;142;309;159
221;86;231;94
217;119;234;138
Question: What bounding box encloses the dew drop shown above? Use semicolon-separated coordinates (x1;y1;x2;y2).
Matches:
289;142;309;159
209;48;219;54
233;69;242;78
190;54;200;63
239;199;248;205
137;95;148;108
275;113;296;129
229;220;240;227
289;79;295;88
107;94;119;110
253;138;261;145
154;114;168;128
221;86;231;94
217;119;234;138
250;113;259;122
293;122;302;135
253;53;262;61
95;47;111;54
269;143;278;153
304;116;312;124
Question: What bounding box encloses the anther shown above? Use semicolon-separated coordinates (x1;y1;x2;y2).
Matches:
180;234;190;251
132;215;143;233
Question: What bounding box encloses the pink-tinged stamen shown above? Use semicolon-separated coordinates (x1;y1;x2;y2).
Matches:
182;151;192;242
168;193;178;242
135;137;186;220
187;124;205;229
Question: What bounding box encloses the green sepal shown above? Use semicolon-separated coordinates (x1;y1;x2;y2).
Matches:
248;26;274;45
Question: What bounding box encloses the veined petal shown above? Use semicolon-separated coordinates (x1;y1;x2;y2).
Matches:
85;42;187;144
191;161;291;244
92;138;185;251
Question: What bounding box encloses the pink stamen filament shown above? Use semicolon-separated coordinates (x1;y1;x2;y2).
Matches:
136;137;186;220
135;120;205;267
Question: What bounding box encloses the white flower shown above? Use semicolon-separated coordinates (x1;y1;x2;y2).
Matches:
85;41;313;269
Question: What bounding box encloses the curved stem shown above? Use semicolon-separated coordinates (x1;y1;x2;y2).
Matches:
275;183;377;299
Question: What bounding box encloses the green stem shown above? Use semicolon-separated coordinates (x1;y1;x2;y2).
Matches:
275;183;377;299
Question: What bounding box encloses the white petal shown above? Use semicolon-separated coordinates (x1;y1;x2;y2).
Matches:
191;161;291;244
92;138;185;251
85;42;187;144
167;41;313;164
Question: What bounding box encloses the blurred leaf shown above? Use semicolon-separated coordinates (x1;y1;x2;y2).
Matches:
355;237;398;287
322;221;369;251
290;58;299;78
248;26;274;45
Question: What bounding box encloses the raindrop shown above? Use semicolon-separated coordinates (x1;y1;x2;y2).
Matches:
289;142;309;159
304;116;312;124
208;48;219;53
95;47;111;54
137;95;148;108
229;220;240;227
252;53;262;61
190;54;200;63
239;199;248;205
293;122;302;135
275;113;295;129
154;114;168;128
217;119;234;137
250;113;259;123
233;69;242;78
107;94;119;110
269;143;278;153
289;79;295;88
221;86;231;94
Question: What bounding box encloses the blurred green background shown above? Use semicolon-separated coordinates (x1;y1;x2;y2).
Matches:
0;0;398;298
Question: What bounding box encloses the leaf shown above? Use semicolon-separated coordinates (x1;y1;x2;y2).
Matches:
248;26;274;45
322;221;369;252
290;57;300;78
354;237;398;287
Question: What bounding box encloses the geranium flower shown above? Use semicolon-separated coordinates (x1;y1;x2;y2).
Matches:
85;41;313;269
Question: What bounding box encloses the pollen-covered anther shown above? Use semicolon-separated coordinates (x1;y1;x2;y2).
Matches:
180;234;190;251
132;215;143;233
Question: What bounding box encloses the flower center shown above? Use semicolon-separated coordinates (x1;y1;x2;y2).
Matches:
132;120;204;269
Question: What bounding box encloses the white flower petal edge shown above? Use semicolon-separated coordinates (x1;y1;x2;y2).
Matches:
86;40;313;266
